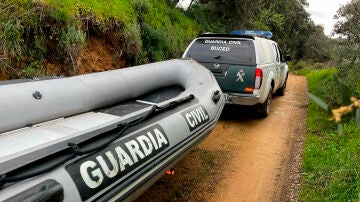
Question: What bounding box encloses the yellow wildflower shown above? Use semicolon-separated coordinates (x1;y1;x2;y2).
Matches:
351;97;360;107
332;106;353;123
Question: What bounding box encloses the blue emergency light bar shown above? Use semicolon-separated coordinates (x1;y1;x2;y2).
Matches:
231;30;273;39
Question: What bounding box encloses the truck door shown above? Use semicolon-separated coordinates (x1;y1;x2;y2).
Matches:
272;44;281;89
277;45;286;86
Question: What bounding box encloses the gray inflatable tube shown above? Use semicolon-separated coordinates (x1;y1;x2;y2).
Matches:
0;59;225;201
1;59;217;133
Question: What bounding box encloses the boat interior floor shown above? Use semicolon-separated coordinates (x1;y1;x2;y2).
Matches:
97;85;184;117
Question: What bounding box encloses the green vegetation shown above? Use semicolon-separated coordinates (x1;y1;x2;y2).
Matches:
186;0;328;62
0;0;199;77
1;0;335;78
1;0;360;200
298;68;360;201
286;1;360;199
134;0;198;63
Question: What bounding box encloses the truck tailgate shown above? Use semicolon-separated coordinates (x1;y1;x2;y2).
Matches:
200;62;256;93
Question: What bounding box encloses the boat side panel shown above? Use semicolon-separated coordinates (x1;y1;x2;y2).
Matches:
0;59;225;201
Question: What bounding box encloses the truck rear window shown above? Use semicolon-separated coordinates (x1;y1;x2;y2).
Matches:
185;38;256;66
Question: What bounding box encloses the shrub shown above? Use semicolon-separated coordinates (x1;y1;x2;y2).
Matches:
338;65;360;97
59;24;86;67
186;4;227;33
140;23;170;62
131;0;149;24
131;0;200;64
123;23;143;63
22;61;46;78
292;60;307;70
2;21;25;60
1;0;201;76
0;0;84;76
306;68;353;107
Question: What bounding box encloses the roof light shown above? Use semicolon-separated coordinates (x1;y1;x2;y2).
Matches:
231;30;273;39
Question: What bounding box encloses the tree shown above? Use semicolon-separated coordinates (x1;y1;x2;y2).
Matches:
334;0;360;66
334;0;360;42
303;25;334;62
188;0;316;60
333;0;360;95
195;0;262;30
273;0;315;60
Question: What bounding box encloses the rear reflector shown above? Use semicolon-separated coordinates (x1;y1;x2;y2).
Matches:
166;168;175;175
245;87;254;93
254;68;262;89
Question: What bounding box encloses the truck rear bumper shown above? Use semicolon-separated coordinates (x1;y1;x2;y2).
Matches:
224;92;259;105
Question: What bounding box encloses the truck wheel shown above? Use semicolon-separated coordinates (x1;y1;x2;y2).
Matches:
276;75;288;96
258;87;272;117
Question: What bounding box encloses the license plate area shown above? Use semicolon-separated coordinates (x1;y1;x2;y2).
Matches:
224;94;232;102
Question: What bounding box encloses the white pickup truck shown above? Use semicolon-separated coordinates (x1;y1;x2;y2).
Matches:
182;31;290;116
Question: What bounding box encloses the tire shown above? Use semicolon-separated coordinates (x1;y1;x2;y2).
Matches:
258;86;273;117
276;75;288;96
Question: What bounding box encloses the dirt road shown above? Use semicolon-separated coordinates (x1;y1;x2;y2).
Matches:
137;74;308;201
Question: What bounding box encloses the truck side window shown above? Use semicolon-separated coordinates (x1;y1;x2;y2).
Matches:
272;44;280;63
277;45;285;62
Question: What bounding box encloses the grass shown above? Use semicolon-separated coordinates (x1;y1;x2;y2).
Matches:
43;0;137;24
1;0;200;77
298;67;360;201
138;0;199;62
43;0;199;61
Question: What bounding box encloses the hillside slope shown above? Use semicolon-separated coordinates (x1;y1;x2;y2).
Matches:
0;0;199;78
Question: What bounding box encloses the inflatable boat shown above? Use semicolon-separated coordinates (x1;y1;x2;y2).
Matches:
0;59;224;201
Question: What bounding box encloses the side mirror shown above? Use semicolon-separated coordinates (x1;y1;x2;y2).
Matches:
285;56;291;61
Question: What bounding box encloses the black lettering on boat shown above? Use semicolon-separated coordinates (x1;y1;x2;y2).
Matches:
181;105;209;132
65;124;169;200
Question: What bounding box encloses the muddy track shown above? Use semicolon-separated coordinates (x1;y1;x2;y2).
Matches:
137;74;308;201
